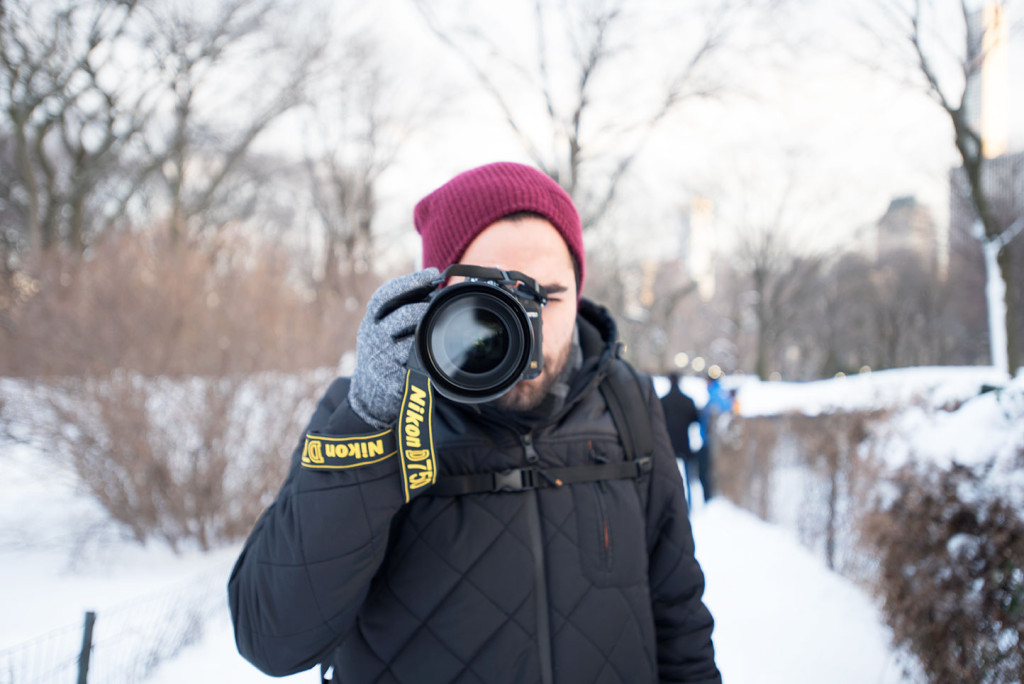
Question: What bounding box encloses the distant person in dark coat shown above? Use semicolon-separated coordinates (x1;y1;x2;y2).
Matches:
660;372;700;503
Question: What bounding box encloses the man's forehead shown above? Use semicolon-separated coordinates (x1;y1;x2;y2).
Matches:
457;216;577;294
463;217;571;258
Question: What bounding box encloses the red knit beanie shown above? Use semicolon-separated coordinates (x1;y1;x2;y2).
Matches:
414;162;585;291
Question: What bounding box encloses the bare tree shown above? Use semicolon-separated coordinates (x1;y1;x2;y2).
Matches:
298;31;433;302
0;0;326;257
870;250;943;368
617;259;699;372
813;253;864;376
410;0;775;229
0;0;155;254
732;226;824;380
862;0;1023;374
135;0;325;245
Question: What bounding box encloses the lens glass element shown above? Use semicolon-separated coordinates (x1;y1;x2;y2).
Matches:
437;306;509;375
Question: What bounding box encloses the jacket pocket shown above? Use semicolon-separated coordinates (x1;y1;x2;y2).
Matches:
573;477;648;587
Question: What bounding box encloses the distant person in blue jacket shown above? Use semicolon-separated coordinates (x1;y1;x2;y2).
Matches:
696;375;733;502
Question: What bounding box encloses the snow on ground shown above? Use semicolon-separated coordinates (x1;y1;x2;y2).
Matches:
690;498;909;684
137;496;918;683
1;442;909;683
8;365;1020;682
734;365;1008;417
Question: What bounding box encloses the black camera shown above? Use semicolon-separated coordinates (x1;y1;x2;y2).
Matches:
410;264;547;404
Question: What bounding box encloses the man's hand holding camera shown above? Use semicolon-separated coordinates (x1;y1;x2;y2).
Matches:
348;267;440;430
349;264;548;430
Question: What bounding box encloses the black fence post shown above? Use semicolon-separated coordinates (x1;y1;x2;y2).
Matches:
77;611;96;684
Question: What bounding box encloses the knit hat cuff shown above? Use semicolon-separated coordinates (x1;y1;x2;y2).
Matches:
414;162;585;290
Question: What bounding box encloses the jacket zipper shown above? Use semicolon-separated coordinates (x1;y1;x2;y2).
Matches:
520;431;554;684
595;481;612;570
589;441;612;570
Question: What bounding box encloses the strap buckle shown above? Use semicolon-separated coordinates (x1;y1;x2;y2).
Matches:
493;468;536;492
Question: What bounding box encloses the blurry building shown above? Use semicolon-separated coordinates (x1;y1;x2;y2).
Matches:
949;150;1024;295
874;196;945;277
950;0;1021;252
679;196;717;300
951;0;1018;251
947;150;1024;366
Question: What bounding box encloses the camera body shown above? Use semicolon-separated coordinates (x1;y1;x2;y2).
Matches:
410;265;546;404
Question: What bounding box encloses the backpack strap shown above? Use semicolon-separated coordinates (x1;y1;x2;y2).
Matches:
598;358;654;464
598;357;655;510
426;458;652;496
425;357;656;499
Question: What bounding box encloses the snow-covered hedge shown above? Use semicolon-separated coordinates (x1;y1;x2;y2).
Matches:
718;368;1024;683
864;459;1023;682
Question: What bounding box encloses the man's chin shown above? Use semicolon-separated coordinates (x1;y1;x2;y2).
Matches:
493;341;572;413
495;376;552;412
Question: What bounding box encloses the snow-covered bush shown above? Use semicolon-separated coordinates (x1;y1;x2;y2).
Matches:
863;377;1024;683
863;459;1024;683
720;369;1024;683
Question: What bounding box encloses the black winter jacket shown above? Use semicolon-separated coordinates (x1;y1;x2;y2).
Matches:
660;384;699;459
229;301;720;683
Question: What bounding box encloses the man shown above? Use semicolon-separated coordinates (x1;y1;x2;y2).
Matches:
660;372;700;504
229;162;721;683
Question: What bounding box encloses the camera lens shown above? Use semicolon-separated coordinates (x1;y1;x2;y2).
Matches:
436;306;509;375
418;284;532;402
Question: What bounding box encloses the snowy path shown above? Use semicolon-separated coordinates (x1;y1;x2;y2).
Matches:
145;499;906;683
690;499;906;684
1;446;906;683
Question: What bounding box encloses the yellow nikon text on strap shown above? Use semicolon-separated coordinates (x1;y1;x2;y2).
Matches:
399;368;437;502
300;370;438;503
301;429;396;469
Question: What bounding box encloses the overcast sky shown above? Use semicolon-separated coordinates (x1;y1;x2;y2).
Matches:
258;0;1024;267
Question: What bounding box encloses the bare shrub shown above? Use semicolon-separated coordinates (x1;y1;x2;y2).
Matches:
716;410;887;575
862;460;1024;683
1;231;377;550
35;370;329;551
0;231;379;377
788;412;887;573
716;414;780;520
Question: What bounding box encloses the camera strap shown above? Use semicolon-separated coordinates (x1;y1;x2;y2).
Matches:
300;369;438;504
397;367;438;502
441;264;547;304
303;362;651;506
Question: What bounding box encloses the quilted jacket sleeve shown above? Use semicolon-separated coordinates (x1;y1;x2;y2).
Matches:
643;382;722;684
228;377;406;676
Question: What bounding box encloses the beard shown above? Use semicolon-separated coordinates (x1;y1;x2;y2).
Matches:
494;336;573;413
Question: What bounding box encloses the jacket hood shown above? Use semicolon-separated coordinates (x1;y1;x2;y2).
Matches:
571;297;621;393
577;298;620;363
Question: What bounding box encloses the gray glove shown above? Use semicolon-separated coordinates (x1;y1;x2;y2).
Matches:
349;268;440;429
